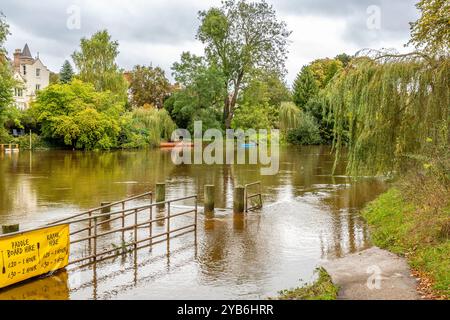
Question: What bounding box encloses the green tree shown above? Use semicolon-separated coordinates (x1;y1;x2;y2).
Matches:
279;101;300;133
309;58;343;89
31;80;123;150
409;0;449;56
129;65;171;108
0;12;16;142
72;30;128;102
168;52;225;131
292;66;318;109
286;112;322;145
119;107;176;148
49;72;60;85
335;53;352;67
197;0;291;128
59;60;74;84
231;102;271;130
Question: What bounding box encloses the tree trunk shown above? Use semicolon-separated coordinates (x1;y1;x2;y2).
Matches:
224;72;244;129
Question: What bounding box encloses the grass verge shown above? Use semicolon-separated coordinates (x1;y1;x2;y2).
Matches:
362;188;449;299
274;267;339;300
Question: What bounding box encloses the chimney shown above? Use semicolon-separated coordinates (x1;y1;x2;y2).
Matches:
13;49;21;71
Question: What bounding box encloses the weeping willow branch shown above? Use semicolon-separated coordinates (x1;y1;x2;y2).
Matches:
325;54;449;176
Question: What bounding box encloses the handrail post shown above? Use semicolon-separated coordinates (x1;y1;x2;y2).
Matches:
166;202;170;253
88;210;92;251
134;208;138;251
149;194;153;248
121;201;125;244
194;196;198;245
93;217;97;263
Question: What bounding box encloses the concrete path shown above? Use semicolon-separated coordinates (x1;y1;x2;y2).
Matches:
322;247;421;300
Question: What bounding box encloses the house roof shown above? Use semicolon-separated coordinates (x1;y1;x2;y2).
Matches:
22;44;32;58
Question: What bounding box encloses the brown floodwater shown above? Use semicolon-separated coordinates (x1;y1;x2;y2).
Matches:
0;146;386;299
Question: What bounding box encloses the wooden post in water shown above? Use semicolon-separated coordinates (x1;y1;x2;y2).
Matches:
100;202;111;220
233;186;245;214
204;185;215;218
2;224;19;234
156;182;166;209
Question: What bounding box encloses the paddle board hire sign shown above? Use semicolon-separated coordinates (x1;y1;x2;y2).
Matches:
0;224;70;289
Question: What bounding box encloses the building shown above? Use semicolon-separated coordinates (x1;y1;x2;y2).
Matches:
11;44;50;110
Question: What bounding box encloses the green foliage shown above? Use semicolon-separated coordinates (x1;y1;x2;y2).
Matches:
409;0;450;56
10;133;52;150
326;56;449;175
31;80;124;150
49;72;60;85
72;30;128;103
169;52;225;131
231;102;271;130
335;53;352;67
0;12;9;51
279;101;300;132
59;60;74;84
119;107;176;148
293;66;318;108
309;58;344;89
197;0;291;127
287;112;322;145
0;12;16;133
242;70;291;107
129;65;171;108
276;268;338;300
303;96;335;144
240;70;290;128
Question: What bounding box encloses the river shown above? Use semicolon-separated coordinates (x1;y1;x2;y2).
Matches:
0;146;386;299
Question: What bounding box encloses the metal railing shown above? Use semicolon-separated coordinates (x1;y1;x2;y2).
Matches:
0;192;198;269
244;181;263;212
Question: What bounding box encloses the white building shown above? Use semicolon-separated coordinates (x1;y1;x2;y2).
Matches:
11;44;50;110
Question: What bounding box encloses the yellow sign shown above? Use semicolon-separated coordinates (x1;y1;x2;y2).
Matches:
0;224;70;289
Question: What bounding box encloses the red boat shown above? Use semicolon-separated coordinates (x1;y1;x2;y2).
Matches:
159;142;194;148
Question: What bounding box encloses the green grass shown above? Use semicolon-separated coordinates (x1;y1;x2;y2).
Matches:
275;268;339;300
362;188;450;299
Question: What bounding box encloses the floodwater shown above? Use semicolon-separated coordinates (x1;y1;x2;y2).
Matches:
0;146;386;299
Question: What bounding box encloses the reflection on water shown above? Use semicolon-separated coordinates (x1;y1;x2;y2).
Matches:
0;146;386;299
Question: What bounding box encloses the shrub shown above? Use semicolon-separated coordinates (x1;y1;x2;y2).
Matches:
287;113;322;145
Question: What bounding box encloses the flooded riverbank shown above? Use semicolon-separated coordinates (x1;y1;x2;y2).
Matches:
0;146;386;299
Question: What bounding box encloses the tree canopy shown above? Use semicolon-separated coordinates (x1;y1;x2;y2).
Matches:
0;12;16;142
59;60;74;84
326;55;449;175
31;80;124;150
167;52;225;131
72;30;128;103
292;66;318;109
409;0;450;56
129;65;171;108
197;0;291;127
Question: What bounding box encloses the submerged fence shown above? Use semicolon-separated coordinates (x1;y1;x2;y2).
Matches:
0;191;198;270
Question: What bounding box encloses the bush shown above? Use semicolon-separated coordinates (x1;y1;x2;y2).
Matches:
231;102;271;130
287;113;322;145
10;133;53;150
119;107;177;148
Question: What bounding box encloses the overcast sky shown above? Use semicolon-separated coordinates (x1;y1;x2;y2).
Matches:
1;0;419;85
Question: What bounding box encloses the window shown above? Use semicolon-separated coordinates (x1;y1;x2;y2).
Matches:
35;84;41;92
36;68;40;77
22;65;26;75
14;88;23;97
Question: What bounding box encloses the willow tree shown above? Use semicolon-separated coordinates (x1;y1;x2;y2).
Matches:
326;52;449;176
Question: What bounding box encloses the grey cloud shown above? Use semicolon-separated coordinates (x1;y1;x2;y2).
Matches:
273;0;419;47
